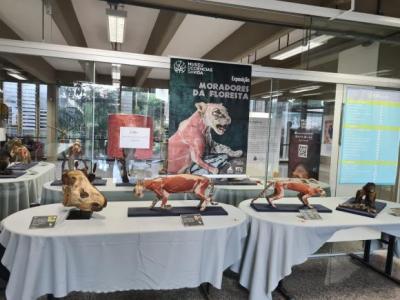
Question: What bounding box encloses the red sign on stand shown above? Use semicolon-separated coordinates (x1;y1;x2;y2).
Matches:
107;114;154;160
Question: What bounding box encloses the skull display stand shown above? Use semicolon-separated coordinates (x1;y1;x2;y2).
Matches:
66;209;93;220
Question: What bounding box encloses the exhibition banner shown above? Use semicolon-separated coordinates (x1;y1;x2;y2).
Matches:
339;87;400;185
168;58;251;175
288;129;321;179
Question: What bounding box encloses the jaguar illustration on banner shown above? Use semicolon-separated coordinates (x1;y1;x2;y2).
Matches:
168;58;251;175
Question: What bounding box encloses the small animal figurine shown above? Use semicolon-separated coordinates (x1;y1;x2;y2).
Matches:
251;178;326;208
8;138;31;163
134;174;214;211
62;170;107;212
61;140;87;173
339;182;377;214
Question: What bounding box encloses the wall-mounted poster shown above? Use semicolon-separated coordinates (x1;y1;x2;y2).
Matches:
168;58;251;175
339;87;400;185
107;114;153;160
321;116;333;157
288;129;321;179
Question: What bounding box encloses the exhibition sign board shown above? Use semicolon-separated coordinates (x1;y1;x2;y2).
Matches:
288;129;321;179
168;58;251;175
339;87;400;185
107;114;153;160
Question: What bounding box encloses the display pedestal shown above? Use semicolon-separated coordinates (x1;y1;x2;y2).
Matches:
128;206;228;217
251;203;332;213
116;182;135;187
0;171;25;178
66;210;93;220
8;162;38;170
336;198;386;218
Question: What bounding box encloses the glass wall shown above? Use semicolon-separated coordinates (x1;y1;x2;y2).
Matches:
0;48;398;202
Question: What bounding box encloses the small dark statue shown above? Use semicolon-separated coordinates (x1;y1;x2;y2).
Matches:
339;182;377;214
0;150;11;175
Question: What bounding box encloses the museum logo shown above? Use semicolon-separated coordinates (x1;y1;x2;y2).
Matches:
173;60;186;74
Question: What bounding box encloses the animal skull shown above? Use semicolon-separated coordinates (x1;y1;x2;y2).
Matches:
62;170;107;212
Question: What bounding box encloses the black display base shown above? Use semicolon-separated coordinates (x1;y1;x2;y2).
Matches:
51;178;107;186
66;210;93;220
251;203;332;213
336;198;386;218
0;171;26;178
116;182;135;187
128;206;228;217
8;162;38;170
213;178;258;186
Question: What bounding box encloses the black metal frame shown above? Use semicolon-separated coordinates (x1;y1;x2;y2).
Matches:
277;235;399;299
349;235;400;284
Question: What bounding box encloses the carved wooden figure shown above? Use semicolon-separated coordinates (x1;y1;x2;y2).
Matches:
251;178;326;208
339;182;377;213
134;174;214;211
62;170;107;212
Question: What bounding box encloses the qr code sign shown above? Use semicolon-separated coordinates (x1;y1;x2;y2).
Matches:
298;144;308;158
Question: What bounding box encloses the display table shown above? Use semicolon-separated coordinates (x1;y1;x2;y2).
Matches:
41;178;330;207
0;201;248;300
0;162;55;220
237;198;400;300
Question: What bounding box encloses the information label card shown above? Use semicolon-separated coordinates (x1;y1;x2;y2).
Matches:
339;87;400;185
119;127;150;149
29;216;57;229
181;214;204;227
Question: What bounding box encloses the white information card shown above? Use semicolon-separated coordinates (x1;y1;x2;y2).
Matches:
119;127;150;149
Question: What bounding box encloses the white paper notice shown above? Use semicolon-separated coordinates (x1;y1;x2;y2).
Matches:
0;128;5;142
119;127;150;149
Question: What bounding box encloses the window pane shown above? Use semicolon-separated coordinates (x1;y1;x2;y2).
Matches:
21;83;36;136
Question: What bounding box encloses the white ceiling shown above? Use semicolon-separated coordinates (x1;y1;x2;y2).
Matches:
0;0;82;72
72;0;159;54
0;1;262;81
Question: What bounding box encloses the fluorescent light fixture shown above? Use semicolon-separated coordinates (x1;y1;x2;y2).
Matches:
262;92;283;99
7;72;27;80
288;98;296;103
290;85;321;94
3;67;20;73
270;35;334;60
111;63;121;80
106;8;127;43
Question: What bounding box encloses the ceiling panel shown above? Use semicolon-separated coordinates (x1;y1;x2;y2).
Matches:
162;15;244;58
0;0;83;72
72;0;159;54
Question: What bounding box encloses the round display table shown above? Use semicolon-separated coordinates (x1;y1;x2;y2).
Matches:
237;197;400;300
0;162;55;220
0;201;248;300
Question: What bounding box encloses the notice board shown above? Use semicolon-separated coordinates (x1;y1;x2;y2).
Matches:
339;87;400;185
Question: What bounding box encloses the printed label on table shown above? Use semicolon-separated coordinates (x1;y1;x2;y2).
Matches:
299;209;322;220
181;214;204;227
29;215;57;229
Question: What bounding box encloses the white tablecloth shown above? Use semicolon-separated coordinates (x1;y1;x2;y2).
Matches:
0;201;248;300
237;198;400;300
0;162;55;220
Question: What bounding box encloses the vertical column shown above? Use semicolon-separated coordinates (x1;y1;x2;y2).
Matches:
46;84;57;161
